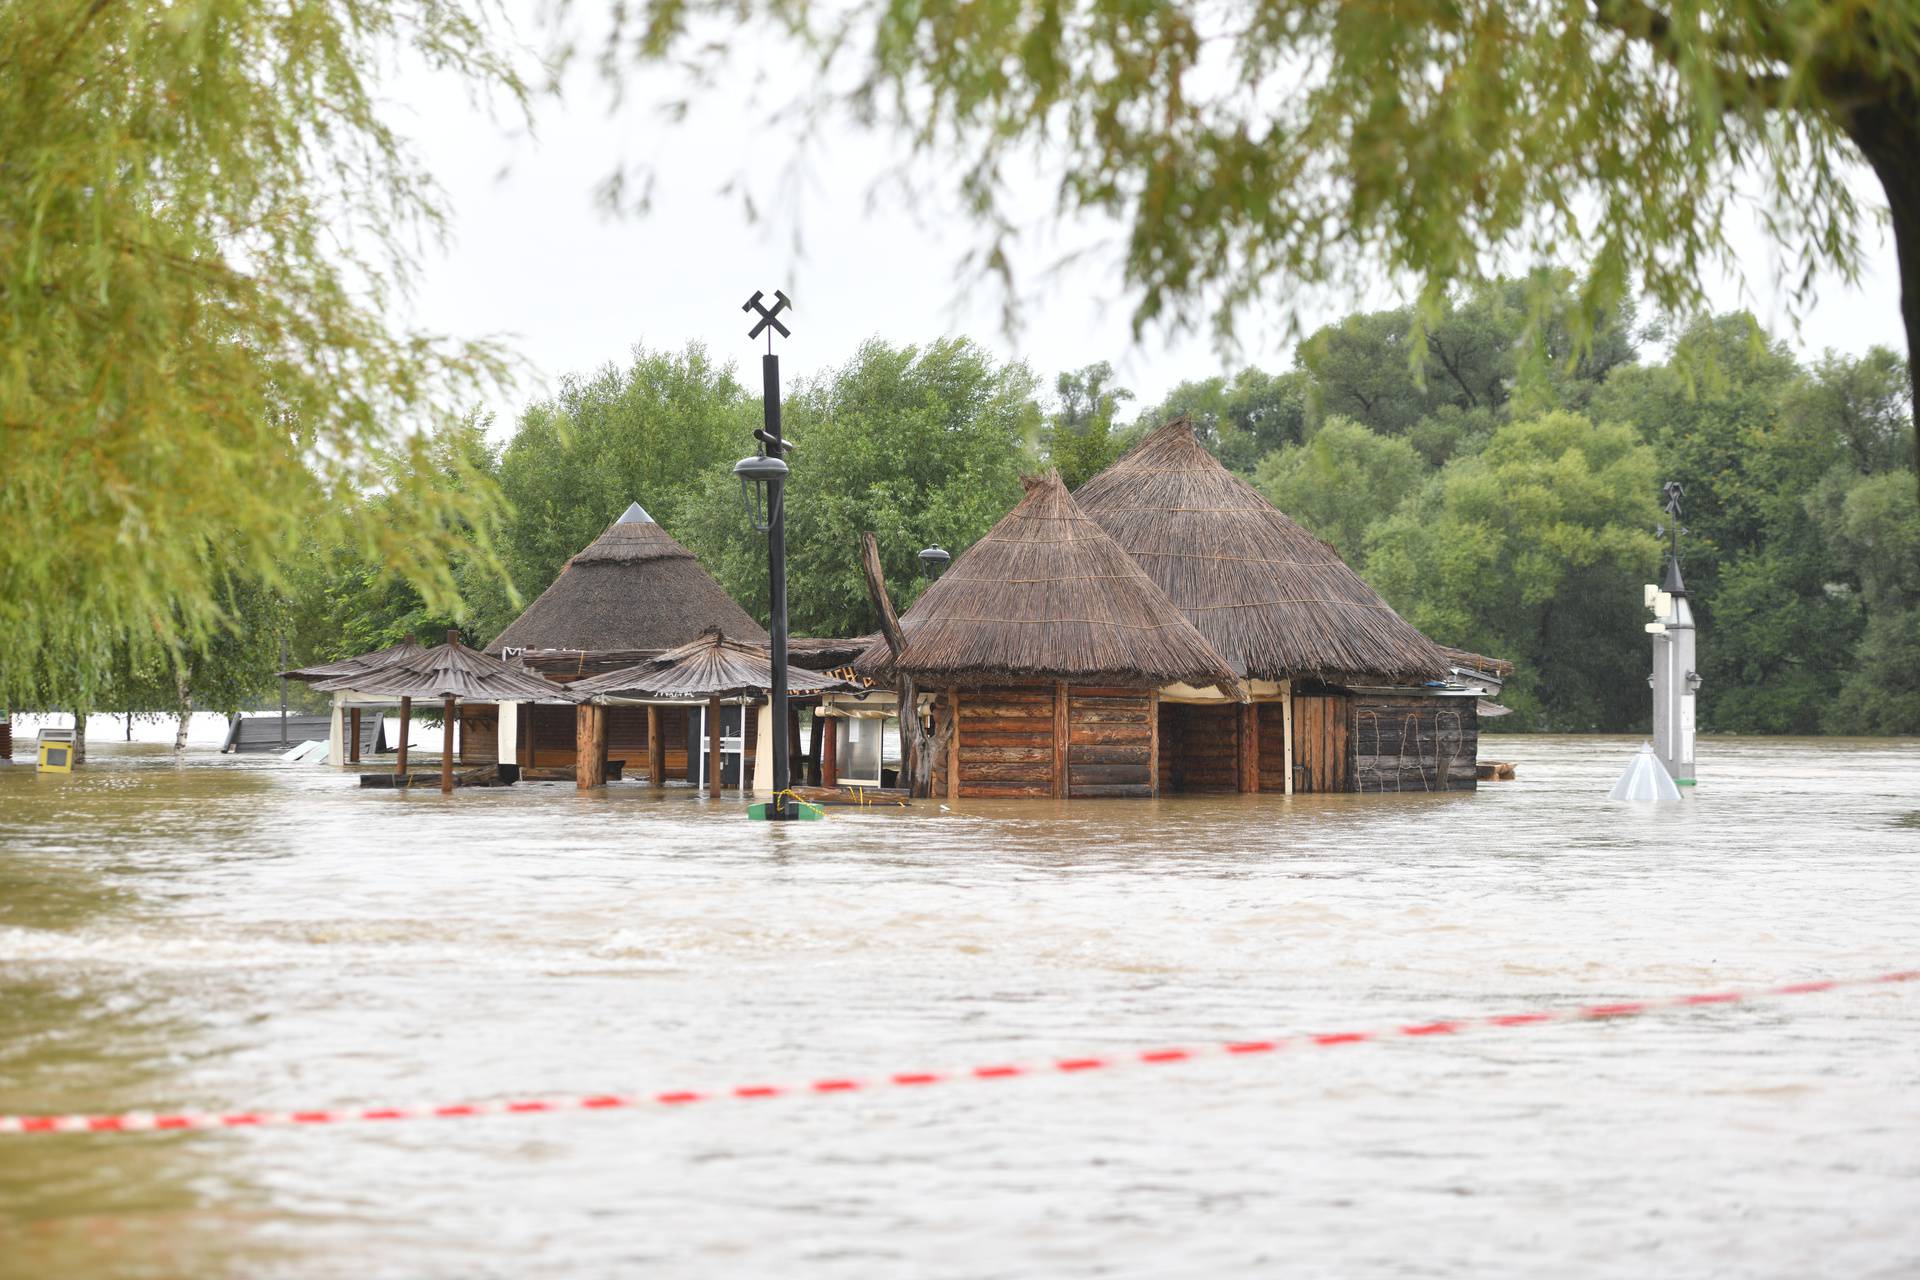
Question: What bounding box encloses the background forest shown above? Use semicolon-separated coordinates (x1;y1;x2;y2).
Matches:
50;277;1919;737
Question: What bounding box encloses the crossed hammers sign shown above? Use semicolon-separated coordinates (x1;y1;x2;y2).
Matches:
743;290;793;340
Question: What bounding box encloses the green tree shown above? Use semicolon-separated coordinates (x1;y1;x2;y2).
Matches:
1138;368;1312;470
1366;412;1661;730
598;0;1920;479
677;338;1043;636
1809;468;1920;734
494;344;755;614
1048;362;1134;488
1;1;525;707
1253;418;1424;565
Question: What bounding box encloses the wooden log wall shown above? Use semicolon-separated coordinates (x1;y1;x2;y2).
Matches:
949;683;1056;798
606;706;689;777
1157;702;1240;793
1350;696;1479;793
1066;687;1154;798
1291;693;1350;793
530;703;577;766
1256;702;1291;792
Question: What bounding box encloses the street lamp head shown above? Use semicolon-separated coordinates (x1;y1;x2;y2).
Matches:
918;544;951;580
733;453;789;533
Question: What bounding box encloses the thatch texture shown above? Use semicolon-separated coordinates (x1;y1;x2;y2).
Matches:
280;638;423;684
1072;418;1452;682
570;631;863;702
855;472;1240;691
313;636;567;702
487;503;767;655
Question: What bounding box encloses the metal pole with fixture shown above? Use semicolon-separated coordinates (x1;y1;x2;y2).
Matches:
735;289;797;820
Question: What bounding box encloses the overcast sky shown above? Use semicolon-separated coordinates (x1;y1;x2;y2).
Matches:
388;13;1907;433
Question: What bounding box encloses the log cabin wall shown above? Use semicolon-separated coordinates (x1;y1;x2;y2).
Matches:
1256;702;1291;792
1156;702;1240;793
1291;692;1351;793
948;683;1057;799
529;703;578;766
1350;696;1478;793
1065;687;1154;798
605;705;691;778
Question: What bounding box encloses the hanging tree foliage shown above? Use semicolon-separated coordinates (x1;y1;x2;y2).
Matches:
0;1;525;706
591;0;1920;482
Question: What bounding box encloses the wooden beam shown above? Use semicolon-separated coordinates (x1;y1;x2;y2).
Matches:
441;696;456;794
396;696;411;780
647;705;664;787
576;704;605;790
1053;681;1068;799
947;689;960;800
805;707;824;786
1147;689;1159;798
821;711;838;787
348;707;361;764
707;697;723;799
1240;701;1260;794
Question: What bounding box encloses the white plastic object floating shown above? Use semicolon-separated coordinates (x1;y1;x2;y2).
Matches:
1607;742;1681;801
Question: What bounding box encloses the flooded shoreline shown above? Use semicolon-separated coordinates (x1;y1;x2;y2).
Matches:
2;736;1916;1278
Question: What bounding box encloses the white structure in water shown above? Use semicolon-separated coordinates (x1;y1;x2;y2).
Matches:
1609;742;1682;801
1644;482;1700;787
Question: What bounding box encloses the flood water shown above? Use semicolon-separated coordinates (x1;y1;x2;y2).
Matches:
1;736;1916;1278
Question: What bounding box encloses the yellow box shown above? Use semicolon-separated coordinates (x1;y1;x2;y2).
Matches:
37;741;74;773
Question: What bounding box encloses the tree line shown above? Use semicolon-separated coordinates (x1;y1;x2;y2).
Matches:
21;276;1916;740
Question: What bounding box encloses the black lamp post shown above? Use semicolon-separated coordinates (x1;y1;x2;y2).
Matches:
737;289;796;819
918;545;950;580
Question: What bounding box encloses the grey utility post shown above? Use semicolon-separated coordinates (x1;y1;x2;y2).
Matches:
1645;481;1700;787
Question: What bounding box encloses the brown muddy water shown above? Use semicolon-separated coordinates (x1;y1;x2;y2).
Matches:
0;736;1916;1279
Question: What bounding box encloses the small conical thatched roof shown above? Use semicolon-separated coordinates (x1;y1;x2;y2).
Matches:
1072;418;1452;683
313;633;566;702
279;637;424;684
570;630;865;702
856;472;1240;691
487;503;767;655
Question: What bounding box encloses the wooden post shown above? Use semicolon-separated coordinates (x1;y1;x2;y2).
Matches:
441;696;456;794
805;707;824;786
707;697;723;799
1280;680;1294;796
349;707;362;764
1239;701;1260;793
947;689;961;800
647;705;664;787
1147;689;1160;798
576;704;605;790
1053;681;1068;800
396;696;411;782
821;712;838;788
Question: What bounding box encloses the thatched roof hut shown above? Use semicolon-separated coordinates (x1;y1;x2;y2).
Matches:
856;472;1239;692
571;631;864;703
313;636;565;702
1071;418;1451;683
487;502;767;656
279;637;424;684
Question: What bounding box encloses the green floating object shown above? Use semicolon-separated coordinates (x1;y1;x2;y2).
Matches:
747;801;825;821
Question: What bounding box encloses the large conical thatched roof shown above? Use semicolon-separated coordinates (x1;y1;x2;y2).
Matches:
855;472;1240;691
487;502;767;655
1072;418;1451;683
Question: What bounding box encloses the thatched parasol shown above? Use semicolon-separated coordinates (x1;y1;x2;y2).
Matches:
569;631;863;703
854;472;1241;692
487;502;767;655
314;631;567;792
278;637;424;684
1071;417;1452;683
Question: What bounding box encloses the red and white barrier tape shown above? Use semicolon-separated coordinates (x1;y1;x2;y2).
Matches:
4;969;1911;1136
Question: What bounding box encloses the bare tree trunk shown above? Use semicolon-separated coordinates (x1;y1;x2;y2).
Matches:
70;709;88;764
173;665;193;751
858;532;953;797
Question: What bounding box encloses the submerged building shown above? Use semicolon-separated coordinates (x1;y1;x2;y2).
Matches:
1072;418;1486;794
474;502;769;778
855;471;1241;798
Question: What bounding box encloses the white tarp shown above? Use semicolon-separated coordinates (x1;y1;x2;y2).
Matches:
1608;742;1681;801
